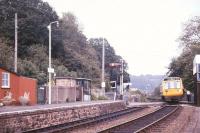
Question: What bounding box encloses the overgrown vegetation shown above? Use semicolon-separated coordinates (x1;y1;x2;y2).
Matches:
129;90;147;102
0;0;129;88
167;16;200;92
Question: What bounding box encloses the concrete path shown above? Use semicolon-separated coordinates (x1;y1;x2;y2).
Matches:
182;106;200;133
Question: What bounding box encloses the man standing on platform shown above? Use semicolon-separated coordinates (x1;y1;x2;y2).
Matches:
186;90;191;102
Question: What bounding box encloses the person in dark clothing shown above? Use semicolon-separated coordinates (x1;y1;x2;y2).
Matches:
186;90;191;102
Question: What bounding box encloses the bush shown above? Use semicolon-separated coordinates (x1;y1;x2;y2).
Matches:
91;94;98;101
98;96;108;100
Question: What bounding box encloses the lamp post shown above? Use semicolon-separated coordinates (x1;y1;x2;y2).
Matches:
47;21;59;104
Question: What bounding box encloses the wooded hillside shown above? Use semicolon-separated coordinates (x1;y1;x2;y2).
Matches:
0;0;130;88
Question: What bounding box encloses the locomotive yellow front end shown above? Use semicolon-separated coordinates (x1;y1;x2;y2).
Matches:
161;77;184;101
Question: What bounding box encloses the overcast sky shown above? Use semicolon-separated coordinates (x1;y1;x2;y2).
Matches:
44;0;200;75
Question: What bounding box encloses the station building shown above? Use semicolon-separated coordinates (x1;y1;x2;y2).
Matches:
38;77;92;104
0;66;37;105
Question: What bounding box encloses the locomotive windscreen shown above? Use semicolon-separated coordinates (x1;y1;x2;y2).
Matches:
163;80;181;89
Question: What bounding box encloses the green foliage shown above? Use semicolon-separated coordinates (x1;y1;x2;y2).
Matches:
153;85;161;97
129;90;147;102
91;94;98;101
0;1;130;89
168;46;198;92
0;0;58;48
168;16;200;92
18;59;38;76
0;38;13;70
89;38;130;86
98;95;108;100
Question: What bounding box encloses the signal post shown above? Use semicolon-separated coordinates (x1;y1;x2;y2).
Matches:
109;62;124;95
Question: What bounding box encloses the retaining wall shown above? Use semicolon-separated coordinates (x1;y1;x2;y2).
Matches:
0;101;126;132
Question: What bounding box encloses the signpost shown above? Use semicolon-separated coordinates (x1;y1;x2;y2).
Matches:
109;63;121;67
110;81;116;89
109;60;124;95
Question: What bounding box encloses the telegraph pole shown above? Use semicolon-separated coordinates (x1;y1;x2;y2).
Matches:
101;38;105;95
120;59;124;95
14;13;18;73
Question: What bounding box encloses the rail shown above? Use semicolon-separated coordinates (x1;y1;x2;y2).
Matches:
99;105;179;133
24;106;146;133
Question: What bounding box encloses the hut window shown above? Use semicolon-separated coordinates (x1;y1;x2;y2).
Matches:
2;72;10;88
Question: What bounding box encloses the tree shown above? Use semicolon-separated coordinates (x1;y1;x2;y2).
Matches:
60;13;102;85
168;16;200;92
0;1;130;89
179;16;200;47
89;38;130;86
0;38;13;70
0;0;58;57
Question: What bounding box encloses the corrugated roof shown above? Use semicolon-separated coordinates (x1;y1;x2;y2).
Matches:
55;77;91;81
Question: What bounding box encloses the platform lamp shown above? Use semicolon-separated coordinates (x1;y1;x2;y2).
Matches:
47;21;59;104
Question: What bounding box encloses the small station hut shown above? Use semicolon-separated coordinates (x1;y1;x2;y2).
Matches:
47;77;91;103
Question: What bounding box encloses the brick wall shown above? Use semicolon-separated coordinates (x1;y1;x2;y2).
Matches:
0;101;126;132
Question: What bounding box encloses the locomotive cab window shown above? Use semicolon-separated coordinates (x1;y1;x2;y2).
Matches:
164;81;181;89
175;81;181;88
168;81;175;89
163;82;168;89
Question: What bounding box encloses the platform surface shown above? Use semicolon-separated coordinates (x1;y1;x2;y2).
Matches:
0;101;165;115
0;100;120;114
128;102;164;107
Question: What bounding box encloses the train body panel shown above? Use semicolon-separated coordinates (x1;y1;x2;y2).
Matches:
162;88;183;97
161;77;184;101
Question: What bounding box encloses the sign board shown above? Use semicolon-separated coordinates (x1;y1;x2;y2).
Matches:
110;81;116;88
39;87;44;90
101;82;106;88
109;63;121;67
48;68;54;73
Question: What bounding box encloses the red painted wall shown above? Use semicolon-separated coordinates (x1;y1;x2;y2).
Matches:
0;68;37;105
19;76;37;105
0;68;19;102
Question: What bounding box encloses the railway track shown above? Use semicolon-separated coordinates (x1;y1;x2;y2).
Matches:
24;106;146;133
99;105;180;133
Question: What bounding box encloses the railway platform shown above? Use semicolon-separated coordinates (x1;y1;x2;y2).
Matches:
128;101;165;107
0;100;120;114
0;101;165;114
182;106;200;133
0;100;126;132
